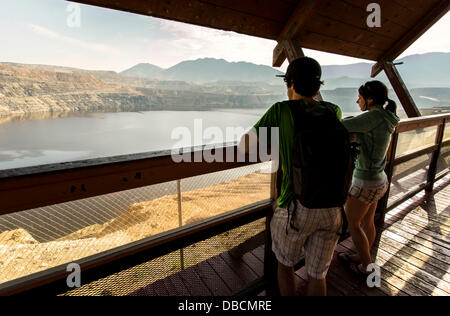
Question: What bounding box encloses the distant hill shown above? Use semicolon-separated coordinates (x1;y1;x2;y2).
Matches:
121;58;284;84
322;52;450;89
322;87;450;113
121;53;450;88
391;52;450;87
121;63;164;79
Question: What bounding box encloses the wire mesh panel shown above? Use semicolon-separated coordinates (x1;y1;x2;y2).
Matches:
396;126;437;157
61;218;266;296
389;154;433;204
179;163;272;227
438;145;450;174
0;180;179;285
444;123;450;142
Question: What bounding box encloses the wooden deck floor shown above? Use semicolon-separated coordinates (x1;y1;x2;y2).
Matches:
130;174;450;296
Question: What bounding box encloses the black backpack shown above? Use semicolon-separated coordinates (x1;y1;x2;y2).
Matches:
284;101;358;234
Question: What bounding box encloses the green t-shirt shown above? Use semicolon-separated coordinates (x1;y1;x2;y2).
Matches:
253;100;342;208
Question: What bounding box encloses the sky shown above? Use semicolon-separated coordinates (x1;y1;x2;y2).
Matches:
0;0;449;73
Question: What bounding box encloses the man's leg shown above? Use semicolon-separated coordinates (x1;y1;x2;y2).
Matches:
306;277;326;296
277;262;296;296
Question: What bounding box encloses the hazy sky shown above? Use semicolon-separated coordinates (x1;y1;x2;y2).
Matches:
0;0;449;72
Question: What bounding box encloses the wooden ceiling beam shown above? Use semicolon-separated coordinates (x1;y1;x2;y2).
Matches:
371;0;450;77
69;0;284;40
272;0;321;67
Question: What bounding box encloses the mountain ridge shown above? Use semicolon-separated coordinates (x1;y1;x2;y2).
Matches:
120;52;450;88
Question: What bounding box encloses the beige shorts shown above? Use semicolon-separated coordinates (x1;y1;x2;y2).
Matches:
270;200;342;280
349;181;389;205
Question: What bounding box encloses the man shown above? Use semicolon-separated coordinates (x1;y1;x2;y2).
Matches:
239;57;343;296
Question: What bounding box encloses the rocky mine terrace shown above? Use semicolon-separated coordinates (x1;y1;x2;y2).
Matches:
0;63;281;118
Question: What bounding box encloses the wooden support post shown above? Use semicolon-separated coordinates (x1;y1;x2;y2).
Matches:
382;62;421;118
426;122;446;192
376;131;399;227
283;39;305;62
272;0;320;68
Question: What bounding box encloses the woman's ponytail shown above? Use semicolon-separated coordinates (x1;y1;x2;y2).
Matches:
385;98;397;114
360;81;397;115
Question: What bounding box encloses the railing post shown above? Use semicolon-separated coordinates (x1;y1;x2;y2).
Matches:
264;170;279;295
376;131;399;226
177;179;185;270
426;122;446;192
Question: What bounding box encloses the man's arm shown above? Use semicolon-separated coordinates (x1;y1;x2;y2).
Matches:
238;103;279;156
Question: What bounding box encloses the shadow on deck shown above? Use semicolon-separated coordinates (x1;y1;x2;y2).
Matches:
130;175;450;297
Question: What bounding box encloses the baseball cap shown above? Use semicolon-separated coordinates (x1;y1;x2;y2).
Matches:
276;57;322;82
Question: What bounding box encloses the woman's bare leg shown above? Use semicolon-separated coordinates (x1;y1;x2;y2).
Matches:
345;196;372;269
362;201;378;248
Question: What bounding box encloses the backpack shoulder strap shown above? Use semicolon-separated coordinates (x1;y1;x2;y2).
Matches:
319;101;340;118
286;100;309;129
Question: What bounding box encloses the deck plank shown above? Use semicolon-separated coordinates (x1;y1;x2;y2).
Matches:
384;225;450;256
237;251;264;277
251;246;265;263
335;243;407;296
377;239;450;282
179;267;213;296
375;255;447;296
152;278;170;296
295;265;344;296
381;231;449;263
208;255;247;293
378;236;449;271
342;231;447;269
385;214;450;246
219;252;259;285
376;248;450;294
387;206;450;233
165;273;191;296
194;261;231;296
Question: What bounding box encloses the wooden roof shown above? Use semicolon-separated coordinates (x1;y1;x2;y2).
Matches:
70;0;449;65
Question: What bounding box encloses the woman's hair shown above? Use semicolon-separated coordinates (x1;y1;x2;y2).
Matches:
359;81;397;114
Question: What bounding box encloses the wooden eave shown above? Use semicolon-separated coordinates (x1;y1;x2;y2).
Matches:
69;0;449;64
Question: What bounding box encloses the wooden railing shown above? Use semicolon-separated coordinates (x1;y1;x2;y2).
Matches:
0;113;449;296
0;145;272;295
377;113;450;218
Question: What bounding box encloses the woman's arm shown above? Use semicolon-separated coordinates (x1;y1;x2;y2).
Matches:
342;111;383;133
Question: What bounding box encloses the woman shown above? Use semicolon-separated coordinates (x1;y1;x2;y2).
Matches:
340;81;400;276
